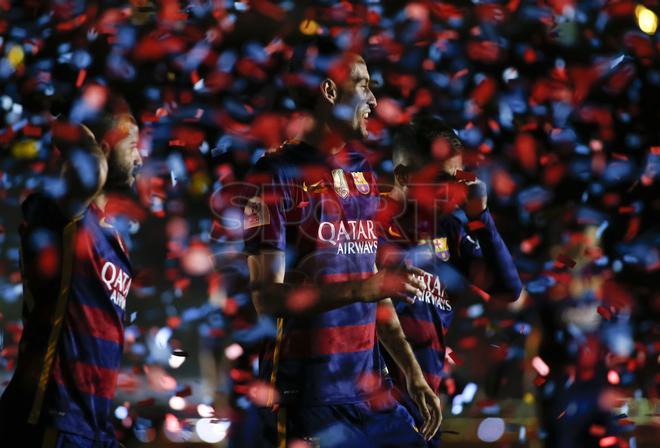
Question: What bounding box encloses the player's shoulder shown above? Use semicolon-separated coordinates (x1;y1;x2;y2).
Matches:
250;141;309;175
345;144;373;172
434;209;466;240
21;191;67;228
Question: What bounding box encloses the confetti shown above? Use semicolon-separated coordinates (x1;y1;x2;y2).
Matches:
0;3;655;447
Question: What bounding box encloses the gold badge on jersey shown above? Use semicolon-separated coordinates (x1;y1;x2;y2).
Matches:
432;237;450;261
331;169;350;199
351;171;370;195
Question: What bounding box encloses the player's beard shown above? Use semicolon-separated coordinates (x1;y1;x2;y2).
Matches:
104;164;138;194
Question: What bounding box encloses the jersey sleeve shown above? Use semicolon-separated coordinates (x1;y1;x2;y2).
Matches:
451;209;523;298
242;156;287;254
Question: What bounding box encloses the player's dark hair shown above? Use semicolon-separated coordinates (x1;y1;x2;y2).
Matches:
285;35;347;111
393;114;463;167
82;95;135;143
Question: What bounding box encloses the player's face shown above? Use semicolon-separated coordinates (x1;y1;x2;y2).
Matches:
335;60;377;140
104;115;142;190
441;154;463;177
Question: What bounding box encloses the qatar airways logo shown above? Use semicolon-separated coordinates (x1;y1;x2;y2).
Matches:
414;272;452;311
317;219;378;255
101;261;131;311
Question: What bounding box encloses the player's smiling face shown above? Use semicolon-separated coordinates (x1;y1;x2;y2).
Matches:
103;114;142;190
335;58;377;140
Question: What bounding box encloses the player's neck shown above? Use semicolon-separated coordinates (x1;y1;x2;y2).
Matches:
93;192;108;213
389;183;407;202
301;123;346;155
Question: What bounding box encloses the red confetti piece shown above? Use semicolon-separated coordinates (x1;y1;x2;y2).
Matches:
471;77;496;107
597;306;613;321
467;220;486;232
599;436;619;447
607;370;620;385
470;284;490;301
75;69;87;88
520;234;541;254
167;315;181;329
472;317;489;327
623;216;641;242
447;349;464;366
514;133;538;172
555;254;576;269
286;286;320;313
0;127;15;145
452;68;469;80
22;125;42;137
532;356;550;376
175;385;192;397
534;374;547;387
458;336;478;349
455;170;477;182
247;381;279;407
376;304;395;323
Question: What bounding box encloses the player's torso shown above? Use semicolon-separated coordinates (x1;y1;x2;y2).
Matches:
50;204;133;437
264;143;382;405
384;207;458;391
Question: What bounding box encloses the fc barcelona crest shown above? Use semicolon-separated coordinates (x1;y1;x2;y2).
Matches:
351;171;370;195
432;237;450;261
331;169;350;199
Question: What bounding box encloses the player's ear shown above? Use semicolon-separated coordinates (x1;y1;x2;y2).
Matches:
393;164;409;187
99;139;111;156
320;78;337;105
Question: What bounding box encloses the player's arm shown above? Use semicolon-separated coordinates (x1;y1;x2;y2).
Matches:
52;122;108;218
375;297;442;440
247;251;426;317
459;179;523;302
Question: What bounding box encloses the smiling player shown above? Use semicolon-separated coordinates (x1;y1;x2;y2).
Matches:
378;115;524;446
0;94;142;447
240;48;441;447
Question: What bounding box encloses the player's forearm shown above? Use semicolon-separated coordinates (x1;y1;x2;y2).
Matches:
376;300;426;382
471;210;523;301
251;280;366;317
55;124;108;217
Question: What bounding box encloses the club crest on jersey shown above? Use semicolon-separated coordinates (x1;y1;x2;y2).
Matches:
432;237;450;261
331;169;350;199
244;196;270;229
351;172;370;195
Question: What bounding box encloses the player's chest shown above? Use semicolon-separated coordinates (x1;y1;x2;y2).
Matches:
287;169;378;229
407;233;454;313
76;220;133;314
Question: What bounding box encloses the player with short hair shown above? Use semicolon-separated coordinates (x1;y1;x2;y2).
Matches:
0;95;142;447
240;51;442;447
378;115;523;446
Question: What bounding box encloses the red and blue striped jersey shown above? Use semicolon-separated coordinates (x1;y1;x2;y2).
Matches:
3;193;131;440
378;197;522;393
243;141;381;406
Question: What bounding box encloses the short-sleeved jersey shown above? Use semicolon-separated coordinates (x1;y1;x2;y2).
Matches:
243;141;381;406
378;196;522;393
1;193;132;440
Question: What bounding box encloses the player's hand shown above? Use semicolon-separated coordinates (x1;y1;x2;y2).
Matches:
463;177;487;219
359;266;427;304
406;374;443;440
